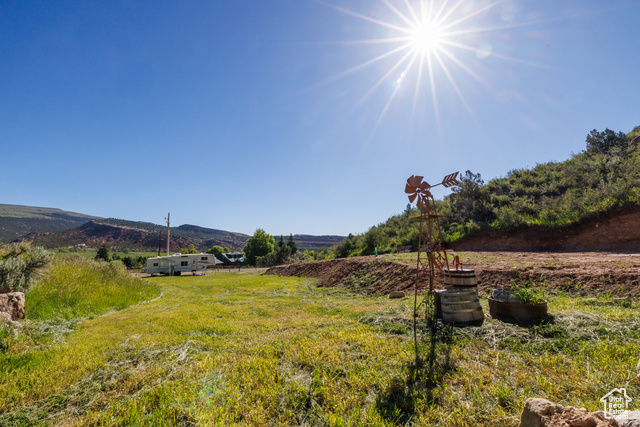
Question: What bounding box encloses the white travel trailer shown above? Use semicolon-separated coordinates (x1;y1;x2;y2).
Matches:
145;253;220;276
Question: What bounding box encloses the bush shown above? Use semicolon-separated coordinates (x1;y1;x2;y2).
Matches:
0;242;53;293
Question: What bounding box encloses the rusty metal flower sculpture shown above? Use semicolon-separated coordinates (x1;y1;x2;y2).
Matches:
405;175;432;208
405;171;460;363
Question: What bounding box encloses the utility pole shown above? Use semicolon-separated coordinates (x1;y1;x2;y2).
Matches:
166;213;170;256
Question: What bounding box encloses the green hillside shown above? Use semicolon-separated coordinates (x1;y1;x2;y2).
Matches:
335;125;640;256
0;204;97;242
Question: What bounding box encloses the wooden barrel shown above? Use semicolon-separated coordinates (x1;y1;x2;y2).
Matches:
434;289;447;318
440;289;484;325
443;269;477;293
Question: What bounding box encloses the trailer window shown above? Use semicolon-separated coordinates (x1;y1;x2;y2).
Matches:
201;257;208;261
153;263;158;267
181;261;188;267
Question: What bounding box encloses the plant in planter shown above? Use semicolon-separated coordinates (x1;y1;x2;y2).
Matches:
489;279;548;322
511;281;546;304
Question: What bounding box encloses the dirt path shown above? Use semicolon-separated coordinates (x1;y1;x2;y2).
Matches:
265;252;640;297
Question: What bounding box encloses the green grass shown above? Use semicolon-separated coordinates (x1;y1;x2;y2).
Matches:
26;255;161;320
1;270;638;425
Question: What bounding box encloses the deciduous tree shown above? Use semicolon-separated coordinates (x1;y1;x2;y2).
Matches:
207;245;230;255
243;229;275;266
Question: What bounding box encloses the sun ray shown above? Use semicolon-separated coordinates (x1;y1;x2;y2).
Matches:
432;0;453;25
382;0;415;28
370;51;421;138
317;1;411;34
402;0;421;23
411;51;424;122
410;51;426;128
443;21;541;37
318;42;413;87
426;50;440;127
321;0;542;138
440;39;546;68
357;46;417;107
432;49;478;122
434;0;465;27
439;0;505;32
437;45;486;86
315;36;414;46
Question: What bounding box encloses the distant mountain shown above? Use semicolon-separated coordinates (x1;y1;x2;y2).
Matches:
19;220;227;252
0;204;97;242
288;234;346;251
2;204;344;252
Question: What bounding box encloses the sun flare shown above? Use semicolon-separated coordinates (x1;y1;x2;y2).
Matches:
409;21;443;54
323;0;524;136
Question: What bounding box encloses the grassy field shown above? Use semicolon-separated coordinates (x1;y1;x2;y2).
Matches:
1;268;639;425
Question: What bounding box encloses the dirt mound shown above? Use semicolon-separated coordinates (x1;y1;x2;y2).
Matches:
265;252;640;297
266;257;419;295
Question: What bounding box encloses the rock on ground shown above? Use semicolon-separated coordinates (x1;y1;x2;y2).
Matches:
0;292;25;321
520;398;619;427
619;412;640;427
0;311;13;324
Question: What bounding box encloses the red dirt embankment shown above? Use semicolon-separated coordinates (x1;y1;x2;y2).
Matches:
450;206;640;252
265;252;640;298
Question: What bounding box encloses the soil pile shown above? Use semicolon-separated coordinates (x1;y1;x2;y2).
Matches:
266;252;640;297
266;257;419;295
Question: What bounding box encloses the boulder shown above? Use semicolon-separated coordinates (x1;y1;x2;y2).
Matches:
519;398;565;427
389;291;406;299
617;411;640;427
0;292;25;321
519;398;619;427
0;311;13;324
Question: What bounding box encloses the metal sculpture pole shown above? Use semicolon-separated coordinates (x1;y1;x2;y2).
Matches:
405;173;461;360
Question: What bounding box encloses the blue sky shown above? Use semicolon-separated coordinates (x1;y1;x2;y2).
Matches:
1;0;638;236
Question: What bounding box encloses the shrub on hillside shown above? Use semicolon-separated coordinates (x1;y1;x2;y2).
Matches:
0;242;53;293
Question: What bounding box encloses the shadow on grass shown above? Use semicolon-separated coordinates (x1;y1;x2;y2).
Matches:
375;316;456;425
491;314;556;327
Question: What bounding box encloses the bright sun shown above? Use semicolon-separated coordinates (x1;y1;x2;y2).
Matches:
409;21;443;54
322;0;518;136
